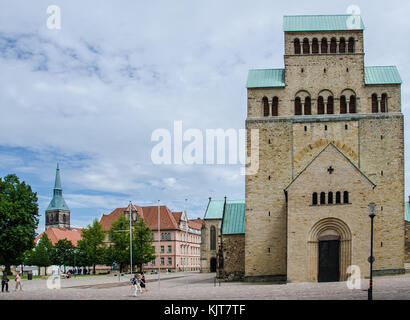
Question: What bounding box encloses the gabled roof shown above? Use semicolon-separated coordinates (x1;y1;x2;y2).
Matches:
35;228;83;246
221;202;245;235
246;69;285;88
100;204;180;231
204;199;245;220
365;66;402;85
283;14;364;32
188;218;203;230
285;142;376;191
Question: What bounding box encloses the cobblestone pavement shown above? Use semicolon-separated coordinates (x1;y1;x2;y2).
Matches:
1;272;410;300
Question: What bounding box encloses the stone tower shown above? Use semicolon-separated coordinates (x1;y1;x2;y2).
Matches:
45;164;70;230
245;15;404;282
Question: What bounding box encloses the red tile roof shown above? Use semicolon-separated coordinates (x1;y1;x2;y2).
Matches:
100;204;182;231
35;228;83;246
188;218;203;230
173;212;183;224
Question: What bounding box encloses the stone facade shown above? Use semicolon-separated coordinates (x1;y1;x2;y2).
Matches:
245;17;404;282
217;234;245;281
200;219;220;273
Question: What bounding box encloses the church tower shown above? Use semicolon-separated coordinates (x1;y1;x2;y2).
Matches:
245;15;404;282
45;164;70;230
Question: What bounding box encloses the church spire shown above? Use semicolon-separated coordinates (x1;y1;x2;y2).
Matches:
47;163;69;211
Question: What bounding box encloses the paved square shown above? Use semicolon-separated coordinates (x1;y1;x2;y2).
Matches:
1;272;410;300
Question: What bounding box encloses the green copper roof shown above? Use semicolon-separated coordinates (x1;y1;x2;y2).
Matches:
221;201;245;235
365;66;402;85
204;200;244;220
47;164;69;211
283;15;364;32
247;69;285;88
405;202;410;222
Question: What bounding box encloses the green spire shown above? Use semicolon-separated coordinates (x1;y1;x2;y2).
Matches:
47;164;69;211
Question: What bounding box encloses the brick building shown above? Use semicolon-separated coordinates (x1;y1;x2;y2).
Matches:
244;14;404;282
100;203;202;272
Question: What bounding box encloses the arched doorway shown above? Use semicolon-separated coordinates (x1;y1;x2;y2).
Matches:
210;257;217;272
307;218;351;282
318;233;340;282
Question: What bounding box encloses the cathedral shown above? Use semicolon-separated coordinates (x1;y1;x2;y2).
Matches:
243;14;404;282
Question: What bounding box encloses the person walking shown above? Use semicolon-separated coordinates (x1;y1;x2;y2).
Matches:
1;272;9;293
15;273;23;291
140;272;147;292
130;274;139;297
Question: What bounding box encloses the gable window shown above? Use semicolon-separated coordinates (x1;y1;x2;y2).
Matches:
272;96;279;116
340;96;347;114
312;192;318;205
381;94;387;113
349;95;356;113
317;96;325;115
339;37;346;53
210;226;216;251
312;38;319;54
303;38;310;54
343;191;349;204
348;37;355;53
328;192;334;204
304;97;311;115
263;96;269;117
327;96;334;114
321;38;328;54
372;94;378;113
320;192;326;205
336;191;341;204
294;38;301;54
295;97;302;115
330;38;337;53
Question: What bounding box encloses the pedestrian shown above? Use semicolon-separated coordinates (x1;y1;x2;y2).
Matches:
15;273;23;291
140;272;147;292
130;274;139;297
1;272;9;293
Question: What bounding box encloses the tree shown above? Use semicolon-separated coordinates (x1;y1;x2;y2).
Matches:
0;174;39;274
51;239;74;273
77;219;106;274
133;218;155;272
108;215;130;273
25;233;53;275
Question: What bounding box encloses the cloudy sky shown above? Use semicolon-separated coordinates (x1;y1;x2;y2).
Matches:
0;0;409;234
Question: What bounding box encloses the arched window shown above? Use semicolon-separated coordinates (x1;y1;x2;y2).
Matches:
381;93;387;113
295;97;302;115
272;96;279;116
263;96;269;117
312;193;318;205
330;38;337;53
348;37;355;53
321;38;328;54
349;95;356;113
339;38;346;53
343;191;349;204
210;226;216;250
320;192;326;205
336;191;341;204
294;38;301;54
303;38;310;54
312;38;319;54
371;94;378;113
55;213;58;222
328;192;334;204
304;97;311;115
327;96;334;114
340;96;347;114
318;96;325;115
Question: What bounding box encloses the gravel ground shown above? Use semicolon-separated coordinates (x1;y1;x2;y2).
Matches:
1;272;410;300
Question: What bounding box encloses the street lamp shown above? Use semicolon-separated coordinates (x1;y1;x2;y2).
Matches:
368;202;376;300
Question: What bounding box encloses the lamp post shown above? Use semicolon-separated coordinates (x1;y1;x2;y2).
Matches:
368;202;376;300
